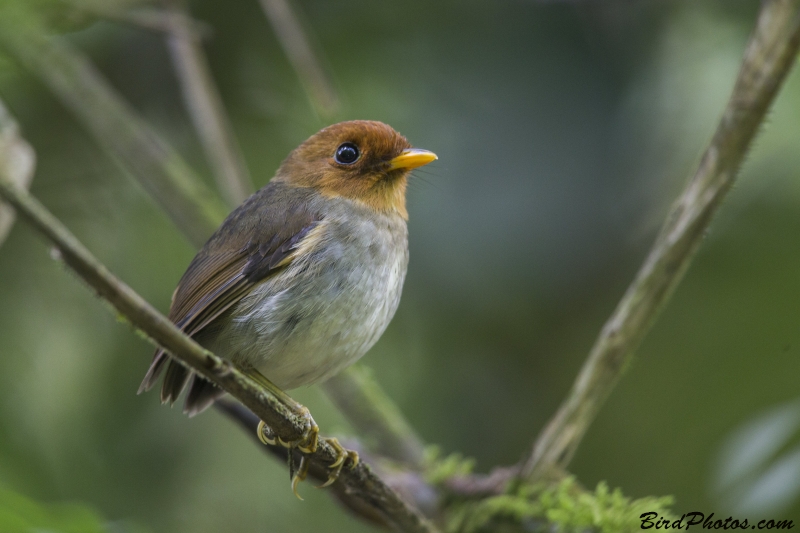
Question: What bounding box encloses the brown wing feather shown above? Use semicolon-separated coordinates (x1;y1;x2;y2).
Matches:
170;252;247;328
138;182;321;414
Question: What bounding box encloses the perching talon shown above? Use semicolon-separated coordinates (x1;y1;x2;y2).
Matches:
291;455;310;500
262;416;318;453
257;420;276;446
317;437;359;488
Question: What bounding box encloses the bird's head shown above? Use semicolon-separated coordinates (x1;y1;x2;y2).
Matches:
275;120;437;219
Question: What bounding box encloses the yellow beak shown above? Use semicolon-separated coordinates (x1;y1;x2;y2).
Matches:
387;148;438;171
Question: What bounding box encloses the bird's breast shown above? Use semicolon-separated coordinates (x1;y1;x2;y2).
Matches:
205;202;409;390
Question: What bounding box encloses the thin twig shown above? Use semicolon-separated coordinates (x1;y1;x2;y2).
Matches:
522;0;800;481
163;0;253;207
322;366;426;468
258;0;339;117
0;10;227;248
0;99;35;249
0;176;439;533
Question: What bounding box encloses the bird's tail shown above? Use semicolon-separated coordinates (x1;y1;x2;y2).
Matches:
138;349;224;416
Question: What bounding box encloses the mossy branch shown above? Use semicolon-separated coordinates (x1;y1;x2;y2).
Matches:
0;174;439;533
522;0;800;481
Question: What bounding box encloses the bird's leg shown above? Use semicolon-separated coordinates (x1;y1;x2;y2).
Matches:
245;368;358;491
245;368;319;453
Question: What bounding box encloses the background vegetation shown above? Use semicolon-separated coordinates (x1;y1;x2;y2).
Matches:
1;0;800;531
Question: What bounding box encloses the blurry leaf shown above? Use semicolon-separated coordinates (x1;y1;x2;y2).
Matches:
0;485;116;533
0;99;35;249
735;448;800;515
712;399;800;514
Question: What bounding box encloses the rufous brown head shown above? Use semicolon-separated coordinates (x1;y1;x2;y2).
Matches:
274;120;437;219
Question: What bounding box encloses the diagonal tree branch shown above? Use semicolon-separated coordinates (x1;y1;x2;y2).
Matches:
258;0;339;117
0;174;439;533
0;9;227;248
163;0;254;207
522;0;800;482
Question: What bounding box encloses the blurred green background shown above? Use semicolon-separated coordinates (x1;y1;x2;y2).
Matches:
2;0;800;531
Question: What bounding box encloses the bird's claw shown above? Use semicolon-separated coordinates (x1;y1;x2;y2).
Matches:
257;420;276;445
256;407;319;452
317;437;359;488
291;455;310;500
255;411;356;495
256;407;320;499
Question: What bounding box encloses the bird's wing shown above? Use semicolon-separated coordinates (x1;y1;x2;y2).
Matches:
138;182;321;396
168;222;318;338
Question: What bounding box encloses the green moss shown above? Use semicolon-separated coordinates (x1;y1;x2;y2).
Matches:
423;446;476;485
445;476;674;533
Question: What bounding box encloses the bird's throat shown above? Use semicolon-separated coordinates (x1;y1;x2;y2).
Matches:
314;175;409;220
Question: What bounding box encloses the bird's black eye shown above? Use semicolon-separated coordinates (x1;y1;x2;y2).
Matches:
334;142;360;165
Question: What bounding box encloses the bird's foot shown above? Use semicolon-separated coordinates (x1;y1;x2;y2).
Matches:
247;368;319;453
256;407;319;499
256;420;358;496
256;406;319;452
316;437;359;488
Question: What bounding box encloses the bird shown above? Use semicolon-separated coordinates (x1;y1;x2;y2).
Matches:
138;120;436;493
